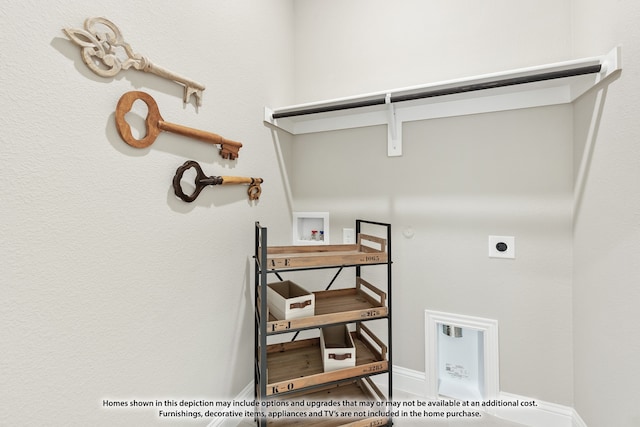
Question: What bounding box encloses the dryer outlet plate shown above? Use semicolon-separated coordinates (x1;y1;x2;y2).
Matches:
488;235;515;259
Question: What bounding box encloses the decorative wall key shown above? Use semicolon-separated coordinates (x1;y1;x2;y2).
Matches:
172;160;263;202
63;17;205;106
116;91;242;160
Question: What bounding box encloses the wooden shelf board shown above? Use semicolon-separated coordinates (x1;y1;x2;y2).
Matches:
259;234;388;269
266;332;387;396
266;287;388;334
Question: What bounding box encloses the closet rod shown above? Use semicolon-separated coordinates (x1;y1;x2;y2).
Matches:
271;64;602;119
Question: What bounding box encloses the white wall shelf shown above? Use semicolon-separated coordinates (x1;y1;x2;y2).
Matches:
265;47;621;156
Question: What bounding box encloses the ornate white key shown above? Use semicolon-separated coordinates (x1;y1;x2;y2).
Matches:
63;17;205;106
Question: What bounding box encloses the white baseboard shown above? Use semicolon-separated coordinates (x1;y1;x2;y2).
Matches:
493;392;581;427
571;408;588;427
211;366;588;427
207;382;254;427
390;365;427;397
390;366;587;427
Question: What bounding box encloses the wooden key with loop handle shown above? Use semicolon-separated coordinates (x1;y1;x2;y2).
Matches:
115;91;242;160
172;160;263;202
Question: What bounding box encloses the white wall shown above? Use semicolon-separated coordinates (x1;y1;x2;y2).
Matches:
290;107;575;406
0;1;294;426
293;0;572;103
572;1;640;426
290;0;575;406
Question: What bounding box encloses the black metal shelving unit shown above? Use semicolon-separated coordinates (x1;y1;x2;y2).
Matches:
253;219;393;427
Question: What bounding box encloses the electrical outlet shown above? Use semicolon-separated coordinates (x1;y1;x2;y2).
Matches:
343;228;356;244
488;235;515;259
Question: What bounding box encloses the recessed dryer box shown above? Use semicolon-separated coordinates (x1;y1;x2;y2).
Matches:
320;325;356;372
267;280;315;320
292;212;329;245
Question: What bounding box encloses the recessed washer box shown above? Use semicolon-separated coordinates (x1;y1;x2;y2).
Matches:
292;212;329;245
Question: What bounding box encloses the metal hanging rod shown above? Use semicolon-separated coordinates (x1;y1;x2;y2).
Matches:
271;64;603;120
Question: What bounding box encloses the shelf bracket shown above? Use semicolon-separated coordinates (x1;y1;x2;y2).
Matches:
386;93;402;156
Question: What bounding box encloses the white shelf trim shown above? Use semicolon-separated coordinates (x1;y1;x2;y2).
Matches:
265;47;621;156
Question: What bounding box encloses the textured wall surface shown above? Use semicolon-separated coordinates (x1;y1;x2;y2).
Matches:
572;1;640;426
290;0;575;406
290;106;575;405
0;1;294;426
293;0;572;103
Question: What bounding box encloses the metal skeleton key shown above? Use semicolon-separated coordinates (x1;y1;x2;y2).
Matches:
116;91;242;160
63;17;205;106
172;160;263;202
